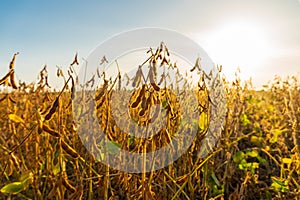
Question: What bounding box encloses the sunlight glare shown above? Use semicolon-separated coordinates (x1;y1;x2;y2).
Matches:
200;21;273;81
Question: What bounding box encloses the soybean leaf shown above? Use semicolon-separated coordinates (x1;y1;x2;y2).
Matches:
0;182;25;195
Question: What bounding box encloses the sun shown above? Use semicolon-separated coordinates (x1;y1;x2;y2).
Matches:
198;21;273;80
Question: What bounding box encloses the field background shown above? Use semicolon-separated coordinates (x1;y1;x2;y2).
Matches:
0;52;299;200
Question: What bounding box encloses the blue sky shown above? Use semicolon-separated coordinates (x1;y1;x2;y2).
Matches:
1;0;300;88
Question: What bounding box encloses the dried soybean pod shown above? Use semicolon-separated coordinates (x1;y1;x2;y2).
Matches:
37;119;43;135
190;65;197;72
141;94;149;110
153;63;157;77
149;65;156;82
9;52;19;70
10;153;20;169
100;55;108;65
139;85;146;98
149;104;160;123
132;67;142;88
118;73;122;90
132;75;141;88
131;85;145;109
155;47;160;56
87;75;95;88
138;108;146;118
70;52;79;66
95;80;108;101
8;95;16;104
96;96;106;110
45;76;51;88
217;65;222;72
0;94;8;103
56;66;63;78
124;73;131;86
61;140;79;158
138;96;148;117
149;69;160;91
0;70;13;86
41;104;52;116
9;53;19;89
161;57;169;66
158;74;165;85
10;72;18;89
44;97;59;121
71;76;75;100
96;67;101;78
151;83;160;91
165;46;170;57
62;176;76;193
198;76;210;112
131;96;141;109
69;66;74;74
164;103;171;113
42;124;60;137
130;91;140;109
115;60;122;90
190;57;201;72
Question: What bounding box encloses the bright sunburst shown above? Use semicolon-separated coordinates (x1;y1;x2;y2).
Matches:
198;21;274;81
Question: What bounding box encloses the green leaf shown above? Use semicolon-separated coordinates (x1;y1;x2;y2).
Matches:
238;162;259;173
248;162;259;168
272;177;288;187
241;114;250;126
246;150;258;158
233;151;245;163
1;182;25;194
270;136;277;144
257;156;267;165
274;129;283;136
247;95;254;104
95;153;104;162
107;141;121;154
212;184;223;196
96;140;121;156
249;162;259;174
270;129;283;144
265;191;272;200
238;160;248;170
250;136;259;143
128;137;134;145
211;172;220;187
52;163;61;176
271;177;289;192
